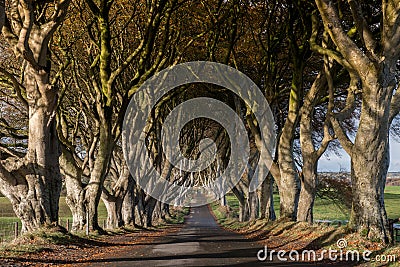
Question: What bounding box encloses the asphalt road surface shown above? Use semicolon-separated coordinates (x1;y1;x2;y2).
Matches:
87;205;337;267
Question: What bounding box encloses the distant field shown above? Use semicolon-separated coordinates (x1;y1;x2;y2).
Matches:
0;197;108;242
223;185;400;222
0;196;108;220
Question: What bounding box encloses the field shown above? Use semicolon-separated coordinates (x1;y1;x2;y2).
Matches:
222;185;400;222
1;186;399;243
0;197;108;243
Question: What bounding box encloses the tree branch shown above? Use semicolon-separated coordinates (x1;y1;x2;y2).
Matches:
310;12;353;71
0;144;25;158
315;0;372;76
335;73;360;121
347;0;377;59
330;116;354;155
0;67;28;108
390;87;400;123
382;0;400;59
85;0;100;17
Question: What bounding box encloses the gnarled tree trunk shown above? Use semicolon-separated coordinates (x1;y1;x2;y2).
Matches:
277;101;301;220
101;158;132;229
102;193;123;229
349;81;392;241
0;68;62;233
60;146;86;231
0;0;70;232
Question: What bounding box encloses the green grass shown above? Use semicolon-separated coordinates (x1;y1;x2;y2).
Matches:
165;207;190;224
383;186;400;220
0;197;108;242
218;185;400;222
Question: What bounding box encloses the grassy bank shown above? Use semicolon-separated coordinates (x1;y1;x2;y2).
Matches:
0;206;189;259
211;186;400;266
0;197;108;243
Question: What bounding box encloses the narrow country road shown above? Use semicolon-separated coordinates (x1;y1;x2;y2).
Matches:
87;205;319;267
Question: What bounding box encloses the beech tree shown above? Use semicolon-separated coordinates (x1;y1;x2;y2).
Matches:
56;0;183;231
314;0;400;242
240;0;314;221
0;0;71;232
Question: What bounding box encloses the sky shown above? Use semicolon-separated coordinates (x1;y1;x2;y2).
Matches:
318;136;400;172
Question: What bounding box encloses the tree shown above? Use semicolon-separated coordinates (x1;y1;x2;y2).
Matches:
0;0;71;232
314;0;400;242
56;0;181;231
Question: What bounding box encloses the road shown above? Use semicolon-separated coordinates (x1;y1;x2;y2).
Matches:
87;205;326;267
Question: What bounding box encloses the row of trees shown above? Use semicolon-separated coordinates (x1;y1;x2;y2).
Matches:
1;0;400;243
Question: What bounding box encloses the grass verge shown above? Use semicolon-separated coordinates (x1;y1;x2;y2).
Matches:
0;206;189;259
210;196;400;266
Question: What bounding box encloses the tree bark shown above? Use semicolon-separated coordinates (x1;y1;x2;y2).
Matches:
145;197;157;227
135;188;146;227
122;176;135;226
248;191;259;221
297;73;331;223
60;146;86;231
232;186;247;222
259;174;276;221
349;81;392;241
102;193;123;229
276;70;302;221
297;159;317;223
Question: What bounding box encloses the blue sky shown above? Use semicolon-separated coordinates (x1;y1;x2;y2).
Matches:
318;137;400;172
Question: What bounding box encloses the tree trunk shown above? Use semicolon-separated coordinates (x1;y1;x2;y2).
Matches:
24;65;62;231
277;146;300;220
349;81;392;242
65;187;86;231
313;0;400;243
102;195;123;229
238;202;247;222
84;117;113;231
297;72;330;224
135;189;146;227
0;66;62;233
0;0;71;234
350;148;390;241
248;191;259;221
220;195;227;207
151;200;166;225
60;146;87;231
232;187;247;222
297;159;317;223
276;66;302;221
259;175;276;221
122;177;135;226
145;197;157;227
